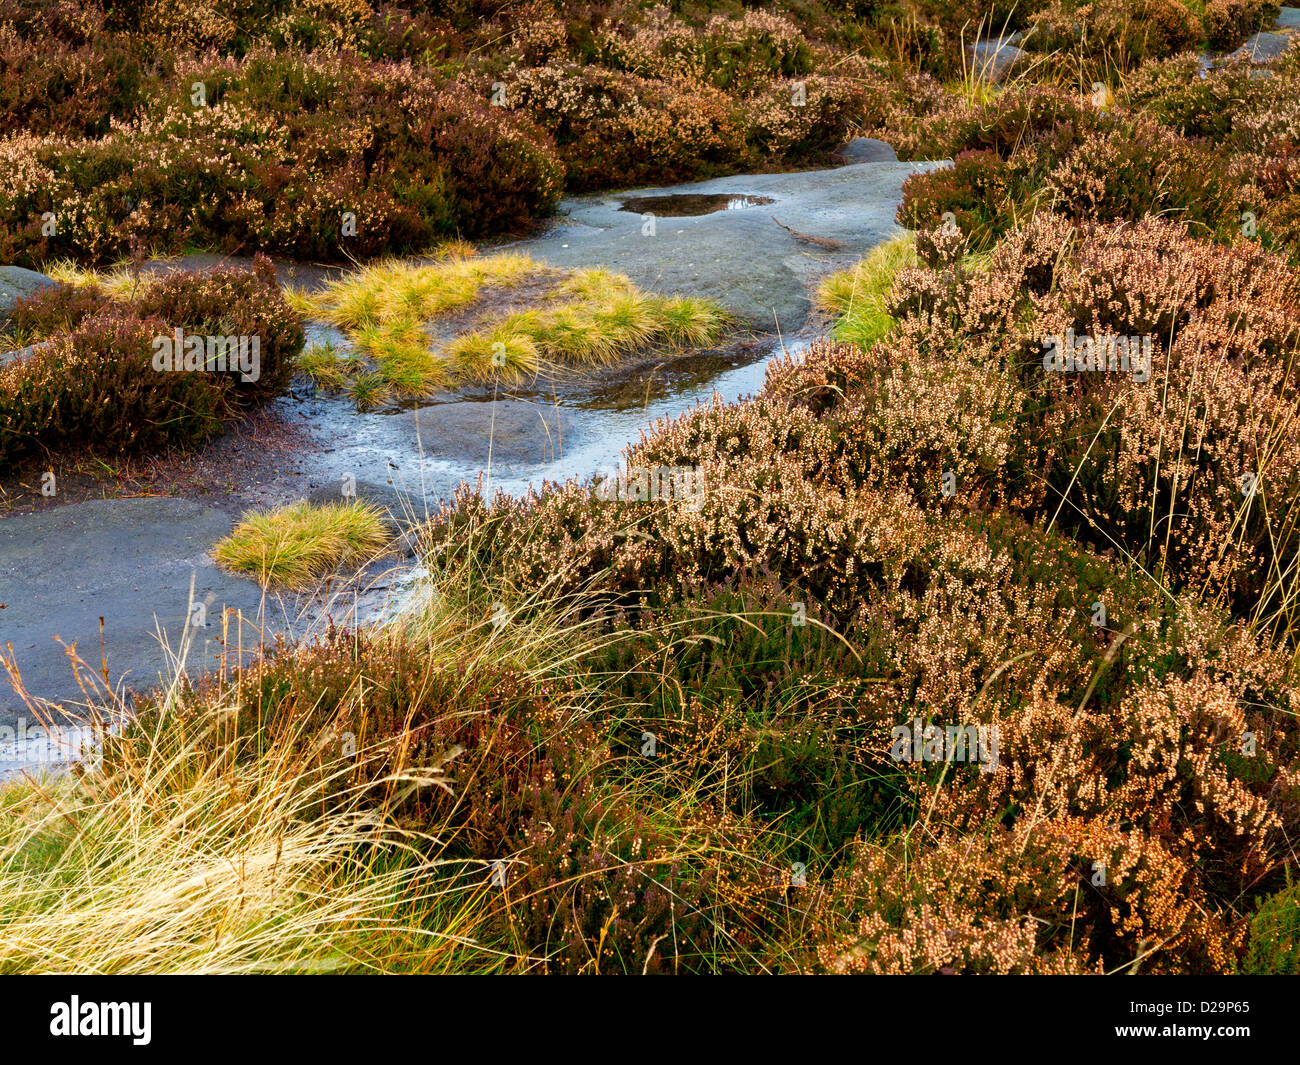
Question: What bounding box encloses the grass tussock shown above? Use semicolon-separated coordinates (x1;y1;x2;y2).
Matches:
43;259;149;299
816;232;918;349
213;500;392;590
294;257;728;402
301;249;537;331
445;290;727;384
0;727;496;975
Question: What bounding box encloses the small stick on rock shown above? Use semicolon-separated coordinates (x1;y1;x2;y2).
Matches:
772;216;844;250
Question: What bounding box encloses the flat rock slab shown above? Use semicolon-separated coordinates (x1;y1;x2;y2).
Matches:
0;265;56;318
0;498;274;724
1228;30;1295;62
508;160;938;332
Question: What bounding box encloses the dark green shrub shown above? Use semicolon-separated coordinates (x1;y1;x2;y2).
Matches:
1243;881;1300;973
898;149;1013;246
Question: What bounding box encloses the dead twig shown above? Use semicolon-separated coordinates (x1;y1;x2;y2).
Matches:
771;216;844;250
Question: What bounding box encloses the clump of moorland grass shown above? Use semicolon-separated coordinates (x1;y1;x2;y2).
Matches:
44;258;151;299
295;257;727;402
0;637;508;975
213;500;393;590
299;245;527;331
444;280;727;384
816;232;917;348
292;250;546;403
296;341;353;393
200;620;791;974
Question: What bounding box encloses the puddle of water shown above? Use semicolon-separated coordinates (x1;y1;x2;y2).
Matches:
287;338;809;511
618;193;774;217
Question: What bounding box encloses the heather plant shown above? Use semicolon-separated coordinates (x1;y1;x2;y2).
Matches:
0;48;564;265
1023;0;1202;74
1044;120;1240;236
0;256;302;466
0;311;232;465
0;26;147;137
1118;52;1274;140
1203;0;1283;49
7;280;109;339
505;63;747;190
742;74;875;162
898;83;1104;163
595;7;814;92
133;254;304;399
898;148;1014;247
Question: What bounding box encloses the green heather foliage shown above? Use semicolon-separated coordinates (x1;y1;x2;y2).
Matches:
899;148;1013;246
133;254;303;400
1243;881;1300;973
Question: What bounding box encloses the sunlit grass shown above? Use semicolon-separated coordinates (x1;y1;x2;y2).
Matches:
297;341;351;392
302;250;542;332
443;328;542;384
448;288;727;382
0;739;498;974
290;254;727;397
816;232;917;349
213;500;393;589
43;258;149;299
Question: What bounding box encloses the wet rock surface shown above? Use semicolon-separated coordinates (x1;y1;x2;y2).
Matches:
510;160;939;331
0;498;268;726
1227;30;1295;62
